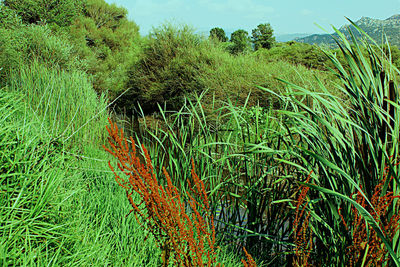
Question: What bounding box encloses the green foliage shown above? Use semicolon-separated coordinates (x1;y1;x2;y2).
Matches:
68;0;141;98
258;26;400;265
251;23;275;50
0;90;157;265
0;87;242;266
254;41;332;70
209;27;228;42
229;29;251;54
0;90;71;265
124;24;209;112
0;24;81;86
0;4;23;29
2;0;83;27
129;98;299;265
125;25;400;265
382;44;400;69
198;52;337;109
124;24;336;114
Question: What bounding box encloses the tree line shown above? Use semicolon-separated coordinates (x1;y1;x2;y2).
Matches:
209;23;275;54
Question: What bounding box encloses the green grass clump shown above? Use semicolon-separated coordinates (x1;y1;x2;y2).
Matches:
0;90;70;265
0;89;160;265
6;61;108;146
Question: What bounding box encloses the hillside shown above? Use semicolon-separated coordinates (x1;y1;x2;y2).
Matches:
295;14;400;47
275;33;311;42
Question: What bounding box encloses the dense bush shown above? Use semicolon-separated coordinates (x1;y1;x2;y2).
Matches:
0;24;82;86
123;24;336;114
123;24;209;112
0;4;23;29
68;0;141;98
2;0;83;27
254;41;332;70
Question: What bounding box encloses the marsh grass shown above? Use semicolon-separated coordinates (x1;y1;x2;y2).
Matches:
3;17;400;266
120;92;305;265
7;61;108;146
118;23;400;265
258;22;400;265
0;62;243;265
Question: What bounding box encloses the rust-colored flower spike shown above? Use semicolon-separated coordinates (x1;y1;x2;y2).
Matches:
292;171;313;267
345;159;400;266
241;247;257;267
104;118;220;266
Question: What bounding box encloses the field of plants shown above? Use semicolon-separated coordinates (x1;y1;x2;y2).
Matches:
1;1;400;266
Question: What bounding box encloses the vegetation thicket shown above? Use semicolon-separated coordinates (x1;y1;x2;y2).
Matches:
123;24;335;113
1;0;400;266
67;0;142;98
2;0;83;27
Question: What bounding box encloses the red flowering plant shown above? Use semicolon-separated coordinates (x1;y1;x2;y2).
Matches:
339;161;400;266
103;118;218;266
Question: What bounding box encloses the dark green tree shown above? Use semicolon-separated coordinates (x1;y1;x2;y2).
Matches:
251;23;275;50
229;29;250;54
209;27;228;42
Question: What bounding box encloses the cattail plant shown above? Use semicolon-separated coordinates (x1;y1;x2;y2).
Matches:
103;118;218;266
259;21;400;265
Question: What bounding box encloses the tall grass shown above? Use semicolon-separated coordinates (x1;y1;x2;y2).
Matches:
1;61;243;265
0;90;71;265
6;61;108;146
259;23;400;265
120;24;400;265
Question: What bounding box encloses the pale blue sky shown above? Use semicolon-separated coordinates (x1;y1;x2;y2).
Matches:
105;0;400;36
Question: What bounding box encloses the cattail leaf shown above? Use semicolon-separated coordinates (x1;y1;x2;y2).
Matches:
303;183;400;266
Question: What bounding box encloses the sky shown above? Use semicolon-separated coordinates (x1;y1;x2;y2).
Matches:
105;0;400;36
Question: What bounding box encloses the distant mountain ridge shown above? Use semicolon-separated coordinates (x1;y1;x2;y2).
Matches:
275;33;311;42
295;15;400;47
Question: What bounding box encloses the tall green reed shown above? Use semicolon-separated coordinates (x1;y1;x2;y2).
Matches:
259;21;400;265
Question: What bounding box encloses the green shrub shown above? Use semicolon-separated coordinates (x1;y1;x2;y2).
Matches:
123;24;336;114
123;24;207;112
254;41;332;70
0;4;23;29
0;24;82;85
68;0;141;98
2;0;83;27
